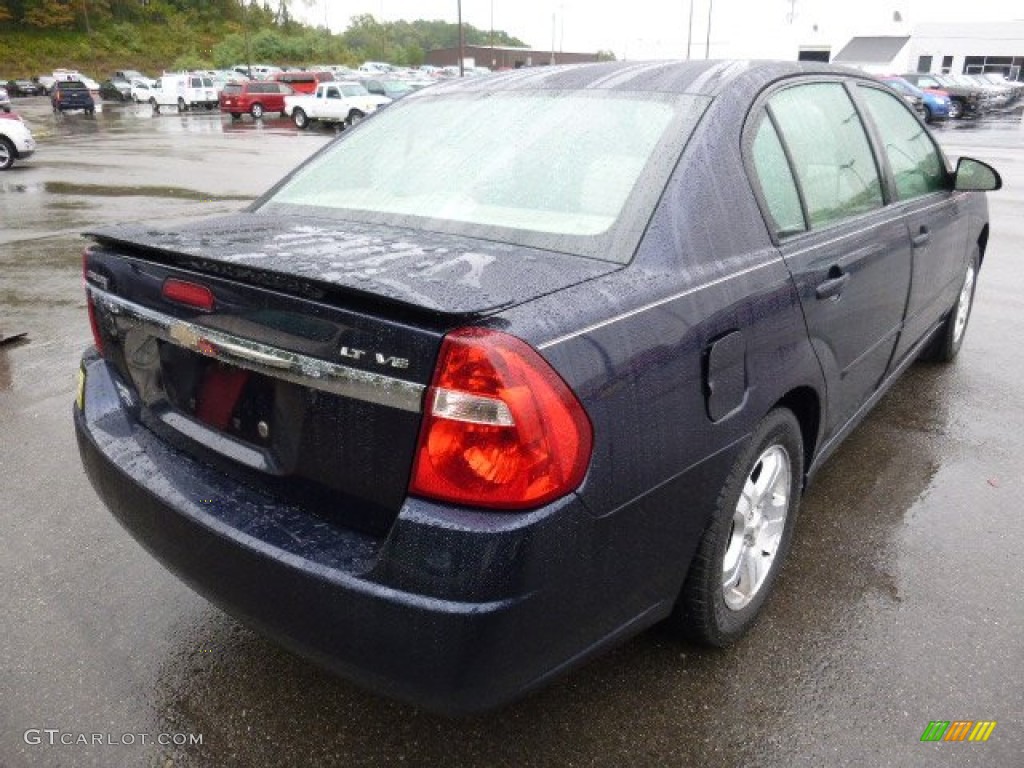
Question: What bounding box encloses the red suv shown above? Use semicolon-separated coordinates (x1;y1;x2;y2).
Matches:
219;81;293;119
272;71;334;95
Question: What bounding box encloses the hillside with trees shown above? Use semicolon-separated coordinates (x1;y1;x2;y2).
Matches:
0;0;530;76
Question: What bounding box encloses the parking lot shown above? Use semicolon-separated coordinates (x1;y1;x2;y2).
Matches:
2;96;1023;767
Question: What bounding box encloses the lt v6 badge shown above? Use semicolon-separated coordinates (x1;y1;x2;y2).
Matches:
340;346;410;369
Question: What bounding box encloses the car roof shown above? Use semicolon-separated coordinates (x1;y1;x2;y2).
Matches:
427;59;868;98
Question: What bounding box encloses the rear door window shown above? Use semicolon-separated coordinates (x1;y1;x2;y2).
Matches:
768;82;884;229
857;86;948;200
750;115;806;237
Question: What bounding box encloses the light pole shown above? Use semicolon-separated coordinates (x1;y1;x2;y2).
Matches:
686;0;694;60
243;0;252;77
458;0;465;77
705;0;713;59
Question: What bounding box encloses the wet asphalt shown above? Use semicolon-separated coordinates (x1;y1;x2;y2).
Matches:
0;98;1022;768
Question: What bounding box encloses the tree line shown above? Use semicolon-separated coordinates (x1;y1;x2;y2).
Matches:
0;1;530;69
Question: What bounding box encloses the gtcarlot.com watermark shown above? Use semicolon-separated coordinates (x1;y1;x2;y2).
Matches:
24;729;203;747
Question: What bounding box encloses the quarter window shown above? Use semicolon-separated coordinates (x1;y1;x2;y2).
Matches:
768;83;884;229
751;115;806;237
859;86;948;200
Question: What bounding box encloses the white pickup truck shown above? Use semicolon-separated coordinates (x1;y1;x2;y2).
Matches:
284;82;391;129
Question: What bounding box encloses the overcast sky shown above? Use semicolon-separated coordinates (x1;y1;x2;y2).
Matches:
304;0;1024;60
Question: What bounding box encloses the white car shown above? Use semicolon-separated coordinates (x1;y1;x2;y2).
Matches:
129;78;153;103
0;114;36;170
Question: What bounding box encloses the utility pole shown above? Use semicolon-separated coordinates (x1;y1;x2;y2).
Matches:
705;0;713;59
686;0;694;59
243;0;252;77
550;12;556;65
457;0;465;76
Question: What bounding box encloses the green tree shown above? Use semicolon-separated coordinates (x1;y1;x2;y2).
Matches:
24;0;76;28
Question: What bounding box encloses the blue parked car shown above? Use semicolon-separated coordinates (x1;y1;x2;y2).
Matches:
75;60;1000;714
882;75;951;122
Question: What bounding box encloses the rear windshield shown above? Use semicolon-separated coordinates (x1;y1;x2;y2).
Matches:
61;81;87;90
262;90;709;262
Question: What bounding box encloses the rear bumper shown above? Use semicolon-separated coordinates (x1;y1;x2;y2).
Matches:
75;353;668;713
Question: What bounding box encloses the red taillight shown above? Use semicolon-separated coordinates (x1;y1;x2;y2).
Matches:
82;250;104;355
409;327;593;510
162;278;215;311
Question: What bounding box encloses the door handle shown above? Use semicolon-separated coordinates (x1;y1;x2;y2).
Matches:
911;227;930;248
815;269;849;300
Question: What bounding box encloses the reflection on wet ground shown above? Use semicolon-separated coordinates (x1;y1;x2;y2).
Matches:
0;97;1021;768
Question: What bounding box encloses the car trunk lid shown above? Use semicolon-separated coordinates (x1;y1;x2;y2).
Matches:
87;212;621;316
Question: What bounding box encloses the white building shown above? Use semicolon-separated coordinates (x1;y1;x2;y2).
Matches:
906;22;1024;79
713;12;1024;82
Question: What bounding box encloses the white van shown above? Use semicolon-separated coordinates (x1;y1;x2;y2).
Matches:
149;73;218;111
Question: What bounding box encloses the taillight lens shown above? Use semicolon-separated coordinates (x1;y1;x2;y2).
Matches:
82;250;104;356
409;327;592;510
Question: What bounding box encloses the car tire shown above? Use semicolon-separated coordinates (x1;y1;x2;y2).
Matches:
922;104;933;123
346;109;364;128
672;408;804;648
86;107;95;116
949;99;964;119
178;97;187;112
150;97;160;114
921;249;979;363
0;137;15;171
1;106;9;113
230;112;242;119
292;108;308;129
250;103;264;119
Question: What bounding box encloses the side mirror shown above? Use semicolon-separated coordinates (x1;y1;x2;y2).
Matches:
954;157;1002;192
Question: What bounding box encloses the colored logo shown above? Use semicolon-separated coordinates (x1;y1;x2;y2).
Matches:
920;721;997;742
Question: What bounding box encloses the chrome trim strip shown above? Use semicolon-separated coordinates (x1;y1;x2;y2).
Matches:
537;260;778;350
783;195;954;259
88;287;426;413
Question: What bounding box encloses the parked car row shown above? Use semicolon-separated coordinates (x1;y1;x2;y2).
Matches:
897;72;1023;119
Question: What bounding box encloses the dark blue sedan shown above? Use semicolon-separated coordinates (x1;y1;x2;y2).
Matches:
75;60;1000;714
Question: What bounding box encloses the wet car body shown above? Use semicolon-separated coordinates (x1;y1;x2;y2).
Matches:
75;61;997;714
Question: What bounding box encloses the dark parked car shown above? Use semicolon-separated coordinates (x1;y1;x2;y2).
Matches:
0;86;10;112
900;72;984;118
51;79;94;114
6;79;42;97
359;77;415;100
75;61;1000;714
99;78;130;102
